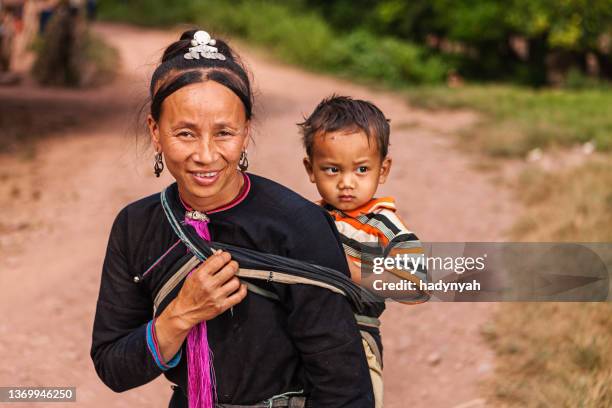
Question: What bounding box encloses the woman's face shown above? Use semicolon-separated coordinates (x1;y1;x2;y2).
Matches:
148;80;250;211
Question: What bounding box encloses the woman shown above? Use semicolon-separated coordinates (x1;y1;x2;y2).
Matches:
90;29;374;407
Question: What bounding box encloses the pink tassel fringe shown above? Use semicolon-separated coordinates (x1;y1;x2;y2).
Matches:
184;215;216;408
184;217;211;242
187;321;217;408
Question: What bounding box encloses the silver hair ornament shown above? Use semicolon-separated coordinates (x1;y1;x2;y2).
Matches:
184;30;226;61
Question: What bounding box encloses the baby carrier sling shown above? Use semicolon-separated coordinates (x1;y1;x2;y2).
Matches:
156;186;385;371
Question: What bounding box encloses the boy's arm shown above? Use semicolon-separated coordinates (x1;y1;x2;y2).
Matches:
381;241;430;303
361;210;430;303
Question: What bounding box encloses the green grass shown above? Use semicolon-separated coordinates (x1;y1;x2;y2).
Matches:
511;158;612;241
484;302;612;408
484;155;612;407
406;85;612;157
404;72;612;408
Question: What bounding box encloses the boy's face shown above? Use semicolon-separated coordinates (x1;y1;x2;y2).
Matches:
303;129;391;212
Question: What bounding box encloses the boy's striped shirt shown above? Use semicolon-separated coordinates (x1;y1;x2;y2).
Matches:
324;197;429;303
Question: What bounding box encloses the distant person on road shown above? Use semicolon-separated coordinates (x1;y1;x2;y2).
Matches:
0;5;15;71
91;29;375;408
85;0;95;20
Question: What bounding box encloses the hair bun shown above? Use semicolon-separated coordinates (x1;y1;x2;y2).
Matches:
161;39;191;63
179;29;199;42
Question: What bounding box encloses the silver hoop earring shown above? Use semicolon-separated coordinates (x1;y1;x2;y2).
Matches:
154;152;164;177
238;150;249;172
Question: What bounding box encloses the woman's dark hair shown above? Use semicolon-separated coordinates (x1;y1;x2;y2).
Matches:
149;29;253;122
298;95;390;159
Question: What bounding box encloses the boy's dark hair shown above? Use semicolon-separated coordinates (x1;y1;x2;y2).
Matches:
298;95;390;159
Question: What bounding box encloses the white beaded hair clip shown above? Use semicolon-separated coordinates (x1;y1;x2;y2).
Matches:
184;30;226;61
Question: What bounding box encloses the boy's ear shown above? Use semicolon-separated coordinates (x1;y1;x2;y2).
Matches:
303;157;316;183
147;114;162;153
378;156;392;184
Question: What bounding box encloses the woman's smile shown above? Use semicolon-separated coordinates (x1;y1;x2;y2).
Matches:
190;169;222;186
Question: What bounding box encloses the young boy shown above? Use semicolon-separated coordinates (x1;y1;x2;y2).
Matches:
299;95;429;407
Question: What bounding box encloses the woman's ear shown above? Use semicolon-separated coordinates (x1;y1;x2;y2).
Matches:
378;156;392;184
303;157;316;183
147;114;161;152
242;120;252;151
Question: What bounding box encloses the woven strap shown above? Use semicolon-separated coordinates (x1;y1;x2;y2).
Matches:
360;330;383;368
152;256;384;370
159;184;385;317
355;314;381;328
153;261;349;313
237;268;345;296
153;256;338;314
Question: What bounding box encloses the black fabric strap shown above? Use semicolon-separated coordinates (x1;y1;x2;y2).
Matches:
160;184;385;317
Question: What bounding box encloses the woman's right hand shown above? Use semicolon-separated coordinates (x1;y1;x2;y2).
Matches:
172;250;248;328
154;251;247;362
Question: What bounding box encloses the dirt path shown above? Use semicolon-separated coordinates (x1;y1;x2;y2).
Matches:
0;23;517;407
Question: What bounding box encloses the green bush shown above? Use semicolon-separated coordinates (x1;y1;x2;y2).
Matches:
563;68;608;90
33;4;118;87
325;30;448;84
99;0;449;85
197;2;334;69
302;0;612;85
100;0;196;26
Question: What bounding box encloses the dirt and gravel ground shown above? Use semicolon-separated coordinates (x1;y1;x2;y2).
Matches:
0;23;518;408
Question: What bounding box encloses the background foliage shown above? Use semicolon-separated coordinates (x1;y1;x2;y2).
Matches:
99;0;612;87
303;0;612;85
